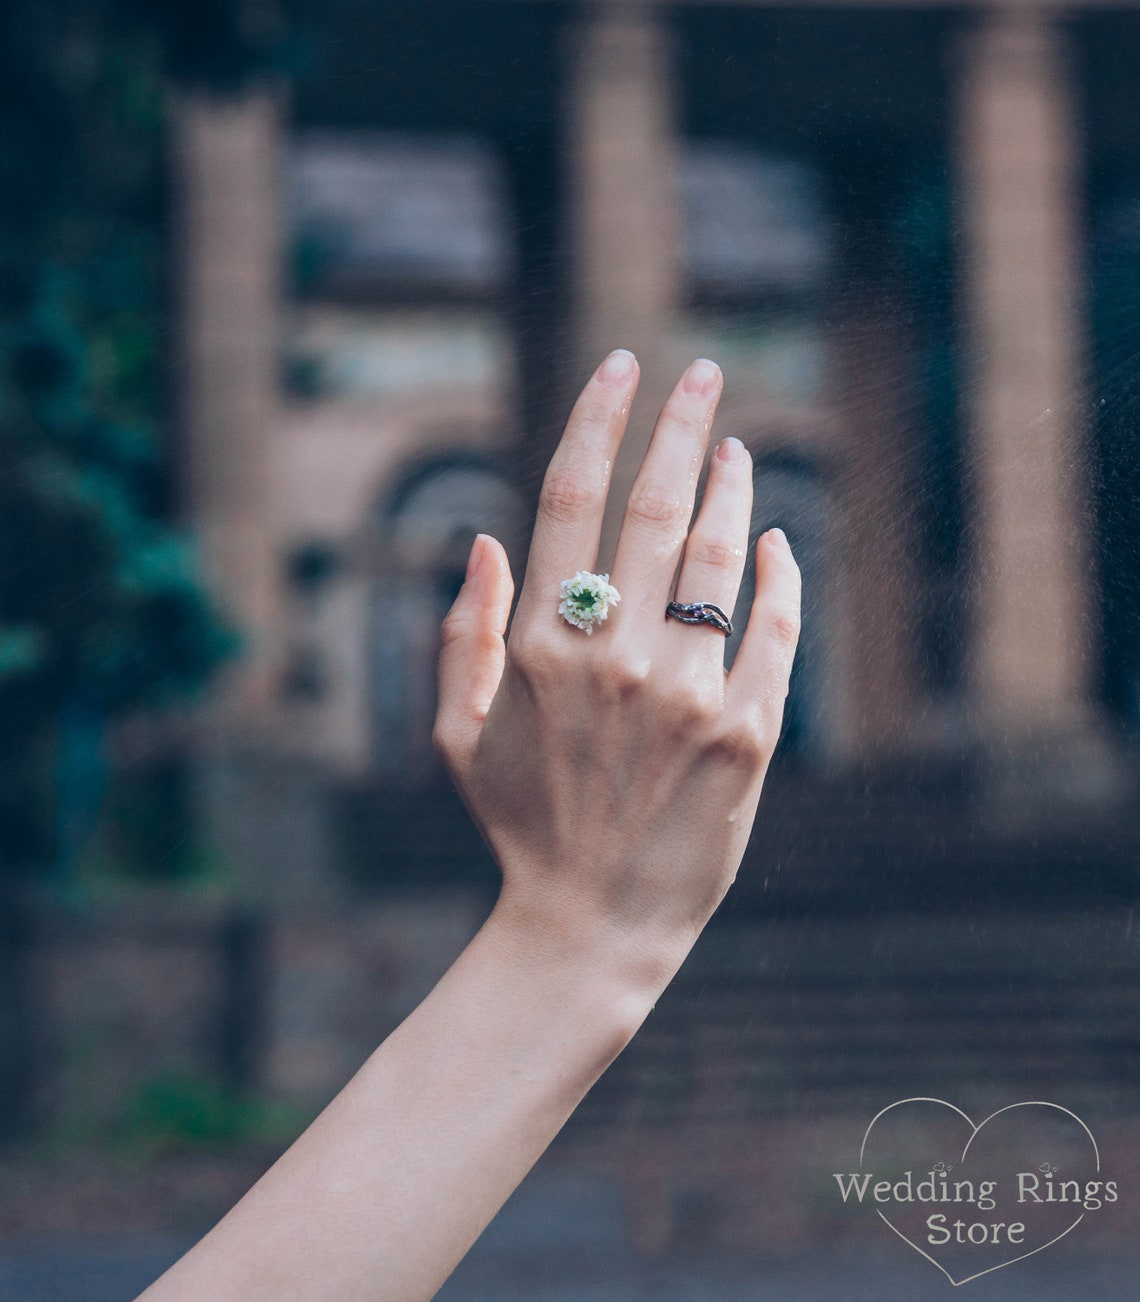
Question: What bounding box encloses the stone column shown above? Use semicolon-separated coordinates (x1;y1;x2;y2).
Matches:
956;9;1111;794
170;86;284;719
563;1;682;567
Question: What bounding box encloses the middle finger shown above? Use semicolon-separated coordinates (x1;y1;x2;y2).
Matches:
610;358;724;618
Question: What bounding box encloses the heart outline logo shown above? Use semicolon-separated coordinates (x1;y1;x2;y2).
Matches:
860;1098;1101;1287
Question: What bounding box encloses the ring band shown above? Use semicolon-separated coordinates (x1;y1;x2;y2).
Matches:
665;600;733;637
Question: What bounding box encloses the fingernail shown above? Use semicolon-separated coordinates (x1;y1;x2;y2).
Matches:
597;349;636;385
683;358;721;396
466;533;488;580
716;436;747;463
765;527;788;548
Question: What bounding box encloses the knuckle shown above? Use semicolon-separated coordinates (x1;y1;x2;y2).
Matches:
506;628;563;683
763;604;801;649
663;683;720;731
576;389;624;430
594;648;650;698
440;610;502;659
540;467;599;526
707;720;766;768
438;608;470;649
686;534;743;572
662;399;709;442
626;482;684;531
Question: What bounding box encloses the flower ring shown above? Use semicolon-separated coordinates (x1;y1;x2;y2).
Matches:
558;571;621;634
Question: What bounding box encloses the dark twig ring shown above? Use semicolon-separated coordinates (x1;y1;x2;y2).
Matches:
665;601;733;637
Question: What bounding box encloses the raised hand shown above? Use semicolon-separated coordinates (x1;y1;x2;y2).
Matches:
435;350;801;987
139;351;801;1302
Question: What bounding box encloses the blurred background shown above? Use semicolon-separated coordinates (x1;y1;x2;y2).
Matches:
1;0;1139;1296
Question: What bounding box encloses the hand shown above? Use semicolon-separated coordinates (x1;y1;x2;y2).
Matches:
140;352;801;1302
434;350;801;989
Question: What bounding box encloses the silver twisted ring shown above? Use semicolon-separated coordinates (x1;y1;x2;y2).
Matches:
665;601;733;637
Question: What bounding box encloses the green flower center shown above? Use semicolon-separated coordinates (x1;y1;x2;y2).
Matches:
574;589;597;609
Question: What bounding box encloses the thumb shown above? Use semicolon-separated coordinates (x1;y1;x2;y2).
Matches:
433;533;514;773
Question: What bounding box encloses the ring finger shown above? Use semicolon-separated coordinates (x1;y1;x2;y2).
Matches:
669;435;753;652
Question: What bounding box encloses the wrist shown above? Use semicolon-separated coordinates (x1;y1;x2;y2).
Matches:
484;875;693;1035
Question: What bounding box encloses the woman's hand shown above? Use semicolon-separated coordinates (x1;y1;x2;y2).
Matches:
435;350;801;991
139;351;802;1302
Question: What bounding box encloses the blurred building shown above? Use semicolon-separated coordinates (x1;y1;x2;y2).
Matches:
167;1;1137;888
7;1;1140;1266
145;0;1140;1140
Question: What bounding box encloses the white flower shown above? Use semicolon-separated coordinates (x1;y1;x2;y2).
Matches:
558;570;621;634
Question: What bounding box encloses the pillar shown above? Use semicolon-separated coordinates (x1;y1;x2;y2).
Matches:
170;86;284;720
956;9;1113;794
563;1;682;567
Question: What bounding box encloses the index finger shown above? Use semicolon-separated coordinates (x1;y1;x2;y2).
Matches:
513;349;639;629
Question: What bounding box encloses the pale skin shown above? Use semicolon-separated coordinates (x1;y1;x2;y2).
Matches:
138;349;801;1302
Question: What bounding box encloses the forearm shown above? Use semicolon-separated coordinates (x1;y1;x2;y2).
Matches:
138;890;669;1302
138;349;800;1301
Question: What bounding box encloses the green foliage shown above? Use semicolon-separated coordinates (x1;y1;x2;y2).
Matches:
100;757;201;881
119;1070;310;1161
0;0;241;874
32;1063;311;1163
